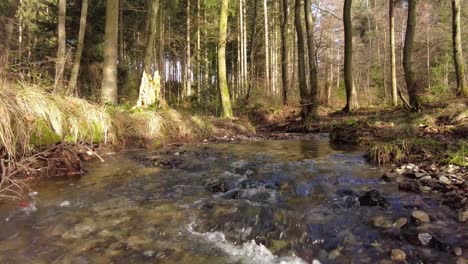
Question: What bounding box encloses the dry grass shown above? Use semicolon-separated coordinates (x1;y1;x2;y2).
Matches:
0;82;112;158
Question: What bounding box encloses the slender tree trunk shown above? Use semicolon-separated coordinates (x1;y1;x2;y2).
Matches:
295;0;309;118
196;0;201;97
245;0;259;102
280;0;289;105
218;0;233;118
403;0;420;112
101;0;119;104
186;0;192;97
452;0;467;96
343;0;358;113
389;0;398;106
304;0;319;118
3;0;19;64
263;0;270;95
68;0;89;94
55;0;67;88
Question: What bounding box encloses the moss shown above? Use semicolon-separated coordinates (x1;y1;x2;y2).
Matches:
369;142;403;164
445;141;468;167
30;119;62;147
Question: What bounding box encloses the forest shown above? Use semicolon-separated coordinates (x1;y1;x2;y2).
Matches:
0;0;467;263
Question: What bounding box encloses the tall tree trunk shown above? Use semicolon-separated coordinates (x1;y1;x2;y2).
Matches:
245;0;259;102
3;0;19;64
304;0;319;118
196;0;201;96
101;0;119;104
295;0;309;118
403;0;420;112
55;0;67;88
280;0;289;105
186;0;192;97
343;0;358;113
452;0;467;96
389;0;398;106
143;0;159;74
217;0;233;118
263;0;270;95
68;0;89;95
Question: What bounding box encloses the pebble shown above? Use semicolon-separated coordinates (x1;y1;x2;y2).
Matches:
394;217;407;228
454;247;463;256
60;201;71;207
390;249;406;262
143;250;155;257
418;232;432;246
415;172;426;178
372;216;393;228
419;186;432;193
458;210;468;223
419;176;432;182
439;176;451;185
456;257;467;264
411;210;430;224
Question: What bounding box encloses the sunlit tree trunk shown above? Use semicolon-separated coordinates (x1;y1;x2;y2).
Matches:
101;0;119;104
143;0;159;74
280;0;289;105
403;0;420;112
304;0;319;118
389;0;398;106
55;0;67;88
452;0;467;96
295;0;309;118
343;0;359;113
217;0;233;118
69;0;89;95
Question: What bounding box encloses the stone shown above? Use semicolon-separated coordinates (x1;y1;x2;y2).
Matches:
415;172;427;178
60;201;71;207
395;168;406;175
439;176;451;185
372;216;394;228
419;176;432;182
382;171;397;182
394;217;408;228
458;210;468;223
358;190;389;207
143;250;155;257
417;233;432;246
390;249;406;262
398;182;419;192
454;247;463;256
456;257;467;264
419;186;432;193
411;210;430;224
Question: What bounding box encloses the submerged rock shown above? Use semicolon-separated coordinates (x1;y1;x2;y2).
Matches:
457;210;468;223
358;190;389;207
411;210;430;225
390;249;406;262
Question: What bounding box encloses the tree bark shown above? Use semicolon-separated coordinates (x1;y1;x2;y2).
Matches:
2;0;19;61
143;0;159;74
295;0;309;118
217;0;233;118
280;0;289;106
452;0;467;96
186;0;192;97
245;0;259;102
263;0;270;95
55;0;67;88
403;0;420;112
304;0;319;118
68;0;89;94
389;0;398;106
101;0;119;104
343;0;358;113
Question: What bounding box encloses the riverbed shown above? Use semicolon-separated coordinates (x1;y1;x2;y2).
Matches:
0;138;466;263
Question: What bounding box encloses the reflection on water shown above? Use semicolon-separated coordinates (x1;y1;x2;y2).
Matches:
0;139;466;263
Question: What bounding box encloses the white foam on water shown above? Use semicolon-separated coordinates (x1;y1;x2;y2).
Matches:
188;224;311;264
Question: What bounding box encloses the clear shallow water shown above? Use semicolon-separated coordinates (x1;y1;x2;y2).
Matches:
0;139;466;263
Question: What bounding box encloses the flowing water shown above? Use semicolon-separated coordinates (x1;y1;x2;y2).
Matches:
0;137;466;263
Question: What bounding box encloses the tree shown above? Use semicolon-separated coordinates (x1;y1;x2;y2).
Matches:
452;0;467;96
343;0;358;113
2;0;19;62
245;0;259;102
101;0;119;104
55;0;67;88
389;0;398;106
68;0;89;94
304;0;319;118
280;0;289;106
295;0;309;118
403;0;420;112
217;0;233;118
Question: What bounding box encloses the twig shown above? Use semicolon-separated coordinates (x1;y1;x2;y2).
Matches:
83;146;105;163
